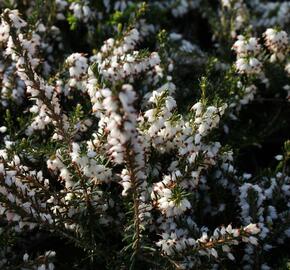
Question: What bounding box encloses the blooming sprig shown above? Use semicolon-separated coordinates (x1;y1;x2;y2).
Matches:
157;223;260;266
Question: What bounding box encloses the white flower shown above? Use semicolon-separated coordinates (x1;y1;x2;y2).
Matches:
248;236;259;245
221;0;231;8
236;57;262;75
0;126;7;133
232;35;261;57
227;253;235;260
7;9;27;29
210;248;218;258
37;264;46;270
244;223;260;235
23;253;29;262
169;32;182;40
0;20;10;43
66;53;88;78
285;62;290;76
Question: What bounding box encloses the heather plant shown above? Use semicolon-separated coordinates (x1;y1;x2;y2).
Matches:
0;1;289;270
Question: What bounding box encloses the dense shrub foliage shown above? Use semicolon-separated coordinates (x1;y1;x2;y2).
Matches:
0;0;289;269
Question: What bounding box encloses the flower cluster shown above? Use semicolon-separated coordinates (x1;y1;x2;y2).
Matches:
152;173;191;217
263;28;289;62
232;35;262;75
95;29;161;83
66;53;88;78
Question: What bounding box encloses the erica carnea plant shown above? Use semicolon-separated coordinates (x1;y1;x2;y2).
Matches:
0;1;289;269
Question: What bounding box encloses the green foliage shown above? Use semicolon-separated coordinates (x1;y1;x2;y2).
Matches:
67;12;78;31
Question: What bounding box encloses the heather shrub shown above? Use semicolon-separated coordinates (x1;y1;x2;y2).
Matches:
0;1;289;269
